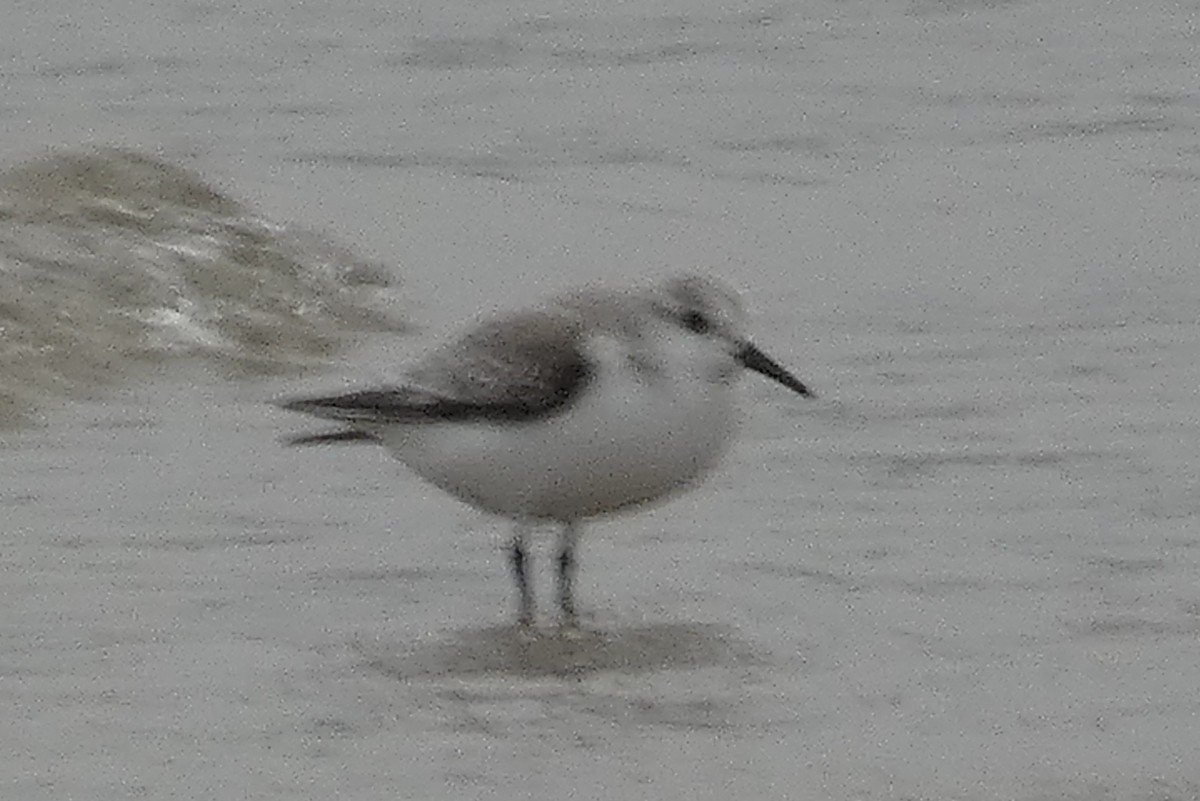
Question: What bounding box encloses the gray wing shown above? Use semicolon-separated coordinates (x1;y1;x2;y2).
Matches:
279;309;592;441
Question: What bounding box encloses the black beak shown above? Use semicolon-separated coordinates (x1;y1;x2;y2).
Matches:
737;342;813;398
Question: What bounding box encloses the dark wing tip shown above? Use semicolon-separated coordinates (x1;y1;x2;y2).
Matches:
283;429;377;446
276;393;365;415
277;393;388;446
275;388;423;424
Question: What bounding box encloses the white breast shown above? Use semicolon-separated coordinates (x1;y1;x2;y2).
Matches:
380;330;743;522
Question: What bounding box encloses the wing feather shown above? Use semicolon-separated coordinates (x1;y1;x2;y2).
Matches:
278;309;592;433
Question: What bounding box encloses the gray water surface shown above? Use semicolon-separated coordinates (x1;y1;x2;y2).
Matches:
2;0;1199;798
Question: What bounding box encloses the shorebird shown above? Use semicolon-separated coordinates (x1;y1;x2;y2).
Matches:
279;274;812;629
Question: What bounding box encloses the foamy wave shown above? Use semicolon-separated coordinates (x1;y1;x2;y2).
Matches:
0;148;406;426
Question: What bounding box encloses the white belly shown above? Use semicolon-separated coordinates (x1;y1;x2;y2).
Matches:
379;366;741;522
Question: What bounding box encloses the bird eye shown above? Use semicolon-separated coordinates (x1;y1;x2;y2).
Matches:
680;310;710;334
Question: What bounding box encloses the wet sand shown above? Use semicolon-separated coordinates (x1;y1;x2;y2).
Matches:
3;0;1200;798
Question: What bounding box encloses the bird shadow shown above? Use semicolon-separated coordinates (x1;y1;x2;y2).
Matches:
359;620;762;680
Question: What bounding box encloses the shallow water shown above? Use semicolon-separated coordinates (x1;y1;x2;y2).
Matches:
2;0;1200;799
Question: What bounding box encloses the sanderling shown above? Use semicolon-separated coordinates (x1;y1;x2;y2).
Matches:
279;274;812;629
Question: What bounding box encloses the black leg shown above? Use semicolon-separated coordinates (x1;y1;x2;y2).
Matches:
556;522;580;628
509;531;533;627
